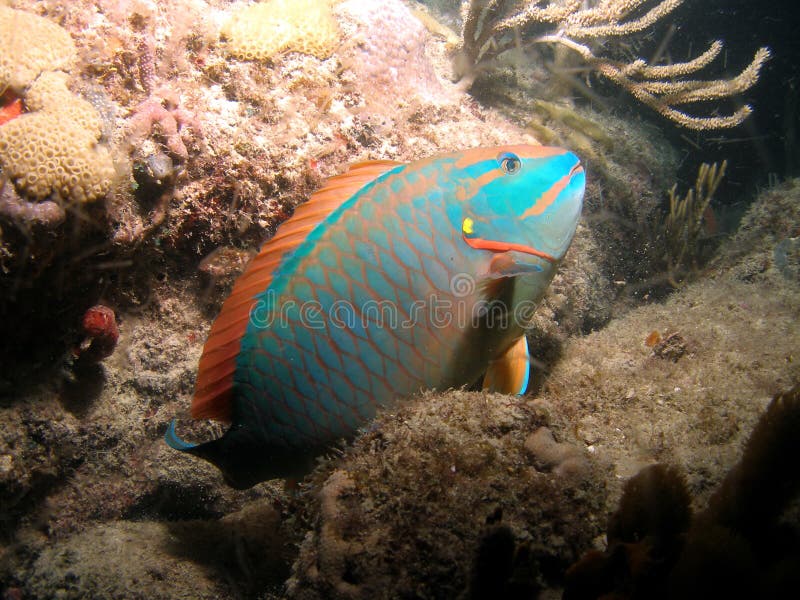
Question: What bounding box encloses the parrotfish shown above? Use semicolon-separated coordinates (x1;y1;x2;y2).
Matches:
167;145;585;488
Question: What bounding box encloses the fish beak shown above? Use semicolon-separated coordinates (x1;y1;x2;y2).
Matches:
526;162;585;261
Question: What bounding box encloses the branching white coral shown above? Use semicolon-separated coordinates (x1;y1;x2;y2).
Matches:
459;0;771;129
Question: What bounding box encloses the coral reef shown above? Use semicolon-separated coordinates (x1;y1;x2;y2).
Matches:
714;178;800;281
23;499;296;600
221;0;339;61
457;0;770;129
0;5;77;91
0;71;115;205
564;386;800;599
0;178;65;227
126;91;200;163
287;391;608;598
0;7;118;326
336;0;447;107
662;160;727;286
536;182;800;509
0;6;114;212
0;0;795;598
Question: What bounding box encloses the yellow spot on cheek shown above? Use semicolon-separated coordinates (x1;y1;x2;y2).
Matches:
462;217;474;235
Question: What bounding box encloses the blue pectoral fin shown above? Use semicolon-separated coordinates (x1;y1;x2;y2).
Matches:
482;335;531;395
487;253;543;279
165;419;198;451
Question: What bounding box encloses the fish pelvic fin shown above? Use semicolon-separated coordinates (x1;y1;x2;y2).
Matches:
482;335;530;395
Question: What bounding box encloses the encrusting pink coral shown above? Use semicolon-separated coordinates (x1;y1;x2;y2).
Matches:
136;34;156;95
127;90;200;161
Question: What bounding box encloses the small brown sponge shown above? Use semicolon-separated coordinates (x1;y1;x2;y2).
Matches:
0;72;115;204
221;0;339;61
0;6;77;92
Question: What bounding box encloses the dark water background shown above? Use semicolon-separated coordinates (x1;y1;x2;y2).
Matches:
668;0;800;193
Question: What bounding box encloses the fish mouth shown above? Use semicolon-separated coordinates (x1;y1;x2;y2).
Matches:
462;235;556;263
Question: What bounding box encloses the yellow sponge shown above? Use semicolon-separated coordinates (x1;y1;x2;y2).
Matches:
0;6;77;91
221;0;339;61
0;72;115;204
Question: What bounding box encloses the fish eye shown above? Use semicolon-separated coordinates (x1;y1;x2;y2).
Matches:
498;152;521;174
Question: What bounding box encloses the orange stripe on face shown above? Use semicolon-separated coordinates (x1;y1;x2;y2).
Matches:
453;148;504;170
521;172;570;218
462;235;556;262
521;164;583;218
473;168;504;189
447;166;504;203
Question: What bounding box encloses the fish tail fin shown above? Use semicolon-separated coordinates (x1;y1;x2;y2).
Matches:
164;419;198;451
164;420;320;489
164;419;262;488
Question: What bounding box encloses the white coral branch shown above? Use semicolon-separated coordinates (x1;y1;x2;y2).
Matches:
459;0;771;130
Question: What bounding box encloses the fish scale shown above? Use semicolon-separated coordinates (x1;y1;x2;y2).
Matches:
240;168;467;444
167;145;585;487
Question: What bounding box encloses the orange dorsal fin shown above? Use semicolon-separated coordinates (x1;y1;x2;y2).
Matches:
191;159;403;421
